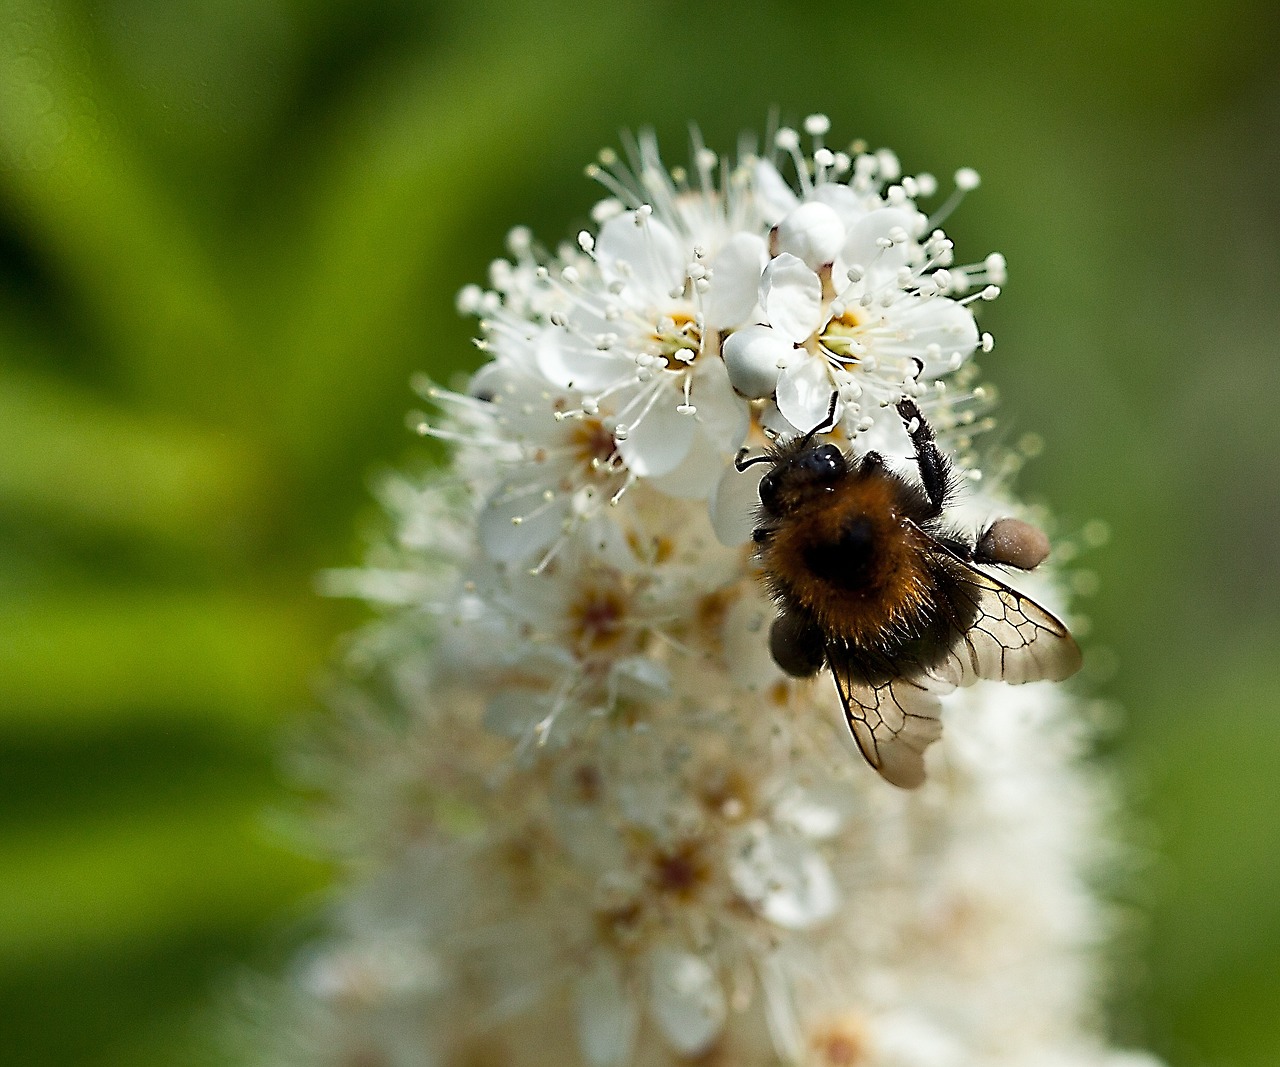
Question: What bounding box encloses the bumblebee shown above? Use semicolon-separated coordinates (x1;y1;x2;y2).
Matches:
737;398;1082;788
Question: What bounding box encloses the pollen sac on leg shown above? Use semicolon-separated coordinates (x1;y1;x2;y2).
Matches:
976;517;1051;571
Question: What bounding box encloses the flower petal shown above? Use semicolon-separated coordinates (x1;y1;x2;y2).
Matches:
841;207;921;286
721;590;785;691
775;356;835;432
646;426;725;499
709;461;765;548
610;655;673;702
483;689;548;738
810;181;867;229
536;326;628;393
774;202;845;270
891;297;979;375
575;955;639;1067
752;159;799;224
703;232;768;329
729;824;839;930
596;211;685;306
761;253;823;343
759;954;804;1065
615;386;698;478
693;356;751;443
478;480;565;562
648;948;726;1056
722;324;792;399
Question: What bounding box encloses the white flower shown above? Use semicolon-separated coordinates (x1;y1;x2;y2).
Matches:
252;117;1162;1067
438;121;1003;556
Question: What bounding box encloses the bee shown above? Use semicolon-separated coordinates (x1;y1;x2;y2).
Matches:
736;397;1082;788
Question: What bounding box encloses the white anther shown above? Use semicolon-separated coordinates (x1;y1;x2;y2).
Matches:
775;127;800;151
506;226;532;253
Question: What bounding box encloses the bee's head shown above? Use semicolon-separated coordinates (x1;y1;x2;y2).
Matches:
758;442;847;517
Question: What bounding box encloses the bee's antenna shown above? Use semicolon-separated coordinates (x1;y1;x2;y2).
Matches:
798;392;840;446
737;393;840;471
735;447;774;472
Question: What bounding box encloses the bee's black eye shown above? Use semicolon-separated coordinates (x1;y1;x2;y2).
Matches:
759;469;782;516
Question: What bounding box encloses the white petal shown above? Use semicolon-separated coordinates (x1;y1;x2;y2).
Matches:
478;481;565;562
647;948;726;1056
646;426;724;499
774;202;846;269
760;253;823;343
575;955;639;1067
535;327;627;393
722;325;791;399
721;591;784;692
758;954;804;1065
772;785;847;840
810;182;867;229
703;233;768;329
616;389;698;477
596;212;685;306
752;159;800;224
841;207;921;286
709;461;765;548
609;655;673;702
891;297;979;375
483;689;547;738
729;825;839;930
775;356;835;433
873;1010;965;1067
693;355;751;445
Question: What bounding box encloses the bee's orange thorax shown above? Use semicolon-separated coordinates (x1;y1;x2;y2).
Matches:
761;470;934;647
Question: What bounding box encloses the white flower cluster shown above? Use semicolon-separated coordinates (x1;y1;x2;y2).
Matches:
255;120;1161;1067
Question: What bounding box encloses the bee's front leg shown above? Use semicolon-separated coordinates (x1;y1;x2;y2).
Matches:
895;398;953;519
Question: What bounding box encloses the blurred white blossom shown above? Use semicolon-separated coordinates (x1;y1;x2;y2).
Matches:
250;119;1160;1067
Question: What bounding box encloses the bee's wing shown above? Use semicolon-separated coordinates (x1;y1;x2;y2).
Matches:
914;529;1083;688
830;662;952;789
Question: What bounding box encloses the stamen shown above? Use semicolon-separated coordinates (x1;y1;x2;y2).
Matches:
927;167;981;230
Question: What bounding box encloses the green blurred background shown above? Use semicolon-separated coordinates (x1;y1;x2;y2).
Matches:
2;0;1277;1063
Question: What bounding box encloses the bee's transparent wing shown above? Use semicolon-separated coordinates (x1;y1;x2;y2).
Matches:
916;531;1083;688
830;664;952;789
